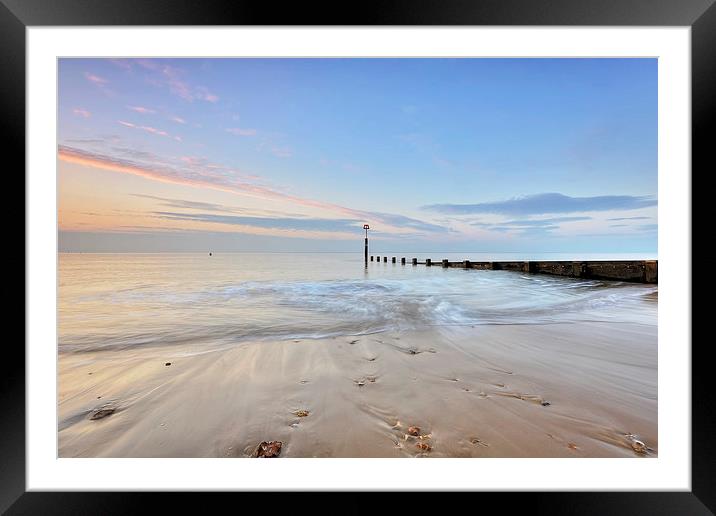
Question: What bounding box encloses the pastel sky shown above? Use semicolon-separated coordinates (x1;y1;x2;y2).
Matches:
58;58;657;253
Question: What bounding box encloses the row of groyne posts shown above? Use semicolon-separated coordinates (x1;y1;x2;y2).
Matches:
362;225;656;283
367;255;657;284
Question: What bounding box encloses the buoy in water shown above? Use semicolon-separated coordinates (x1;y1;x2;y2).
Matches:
209;252;212;256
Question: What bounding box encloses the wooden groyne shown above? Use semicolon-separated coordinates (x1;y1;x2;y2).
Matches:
369;257;657;284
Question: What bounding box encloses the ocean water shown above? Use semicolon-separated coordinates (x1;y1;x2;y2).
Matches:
58;252;658;353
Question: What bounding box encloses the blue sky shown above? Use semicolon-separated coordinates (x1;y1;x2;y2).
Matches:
58;58;657;253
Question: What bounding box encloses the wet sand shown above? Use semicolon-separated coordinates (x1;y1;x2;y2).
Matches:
58;322;657;457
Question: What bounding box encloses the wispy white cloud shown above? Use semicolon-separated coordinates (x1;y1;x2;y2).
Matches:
471;216;592;234
424;193;657;216
117;120;170;138
226;127;257;136
270;146;292;158
606;216;651;221
153;211;360;233
132;194;309;219
169;116;186;124
472;216;592;228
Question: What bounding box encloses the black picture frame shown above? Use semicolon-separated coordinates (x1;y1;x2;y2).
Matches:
5;0;712;513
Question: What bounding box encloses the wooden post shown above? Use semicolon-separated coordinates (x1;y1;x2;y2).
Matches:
645;260;658;283
363;224;370;265
370;256;374;262
401;257;406;265
392;257;396;263
464;260;471;269
442;259;449;268
572;261;585;278
383;256;387;263
426;259;432;266
412;258;417;265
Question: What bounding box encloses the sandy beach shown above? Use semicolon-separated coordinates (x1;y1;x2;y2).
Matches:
59;321;657;458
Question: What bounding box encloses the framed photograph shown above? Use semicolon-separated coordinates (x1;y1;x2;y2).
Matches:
7;0;712;512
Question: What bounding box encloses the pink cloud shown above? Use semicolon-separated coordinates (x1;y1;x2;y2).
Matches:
143;127;169;136
167;78;194;101
109;59;133;70
169;116;186;124
134;59;218;103
197;87;219;103
128;106;156;114
226;128;257;137
135;59;159;71
180;156;202;165
57;145;446;236
84;72;108;85
72;108;91;118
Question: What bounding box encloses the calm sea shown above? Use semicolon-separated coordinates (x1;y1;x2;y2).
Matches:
58;252;657;354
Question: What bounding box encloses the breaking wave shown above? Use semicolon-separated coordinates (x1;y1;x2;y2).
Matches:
60;267;657;352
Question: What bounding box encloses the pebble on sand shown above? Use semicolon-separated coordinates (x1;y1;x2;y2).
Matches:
165;362;172;366
416;442;432;451
625;434;648;454
407;426;420;436
88;406;115;420
293;410;310;417
254;441;283;458
630;439;647;454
